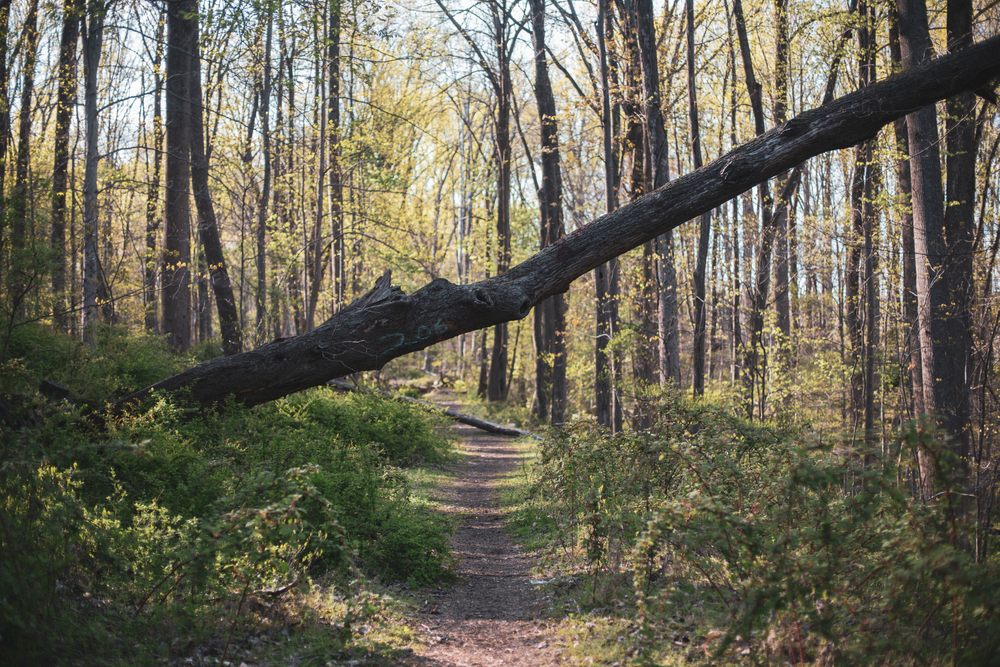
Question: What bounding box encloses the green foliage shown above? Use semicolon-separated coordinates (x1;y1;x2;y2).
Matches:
0;326;457;664
1;322;186;403
524;395;1000;665
0;465;106;661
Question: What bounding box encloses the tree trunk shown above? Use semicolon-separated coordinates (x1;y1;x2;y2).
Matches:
595;0;619;428
162;0;194;351
529;0;568;425
772;0;791;348
328;0;344;310
896;0;952;492
0;0;11;234
10;0;40;245
81;0;111;330
256;11;275;340
188;0;241;355
632;0;679;387
103;35;1000;416
486;4;513;404
306;28;327;332
687;0;711;396
144;10;165;333
888;8;922;416
939;0;976;471
51;0;81;330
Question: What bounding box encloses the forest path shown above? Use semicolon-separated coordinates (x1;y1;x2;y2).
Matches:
399;420;563;667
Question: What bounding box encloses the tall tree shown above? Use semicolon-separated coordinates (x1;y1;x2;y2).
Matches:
10;0;40;244
256;7;275;340
939;0;977;472
529;0;568;424
143;9;165;333
162;0;194;350
633;0;680;388
889;5;923;416
52;0;82;330
595;0;622;430
328;0;344;311
895;0;955;491
188;0;241;354
81;0;112;329
686;0;711;396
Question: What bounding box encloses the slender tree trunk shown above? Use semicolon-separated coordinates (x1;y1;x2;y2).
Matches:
773;0;791;346
940;0;976;470
306;31;327;332
487;8;513;403
733;0;774;416
0;0;11;234
144;11;165;333
52;0;82;330
529;0;568;424
889;9;923;415
328;0;344;310
82;0;110;330
189;0;241;354
256;12;274;340
631;0;679;388
162;0;194;350
10;0;40;245
595;0;618;427
687;0;711;396
896;0;950;491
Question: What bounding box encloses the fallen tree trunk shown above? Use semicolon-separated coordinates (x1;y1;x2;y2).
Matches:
107;36;1000;416
327;380;541;439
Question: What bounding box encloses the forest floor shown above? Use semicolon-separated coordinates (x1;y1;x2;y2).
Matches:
397;419;565;667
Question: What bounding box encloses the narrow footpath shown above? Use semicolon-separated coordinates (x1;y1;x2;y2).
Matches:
402;422;563;667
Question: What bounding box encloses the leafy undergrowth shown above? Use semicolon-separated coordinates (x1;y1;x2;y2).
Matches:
0;324;459;666
502;397;1000;666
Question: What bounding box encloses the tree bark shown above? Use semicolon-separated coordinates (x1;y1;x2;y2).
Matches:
939;0;976;469
772;0;791;347
144;10;165;333
328;0;344;310
81;0;111;330
104;35;1000;415
888;7;923;416
632;0;680;387
10;0;40;245
254;10;275;340
595;0;618;428
529;0;568;425
52;0;82;330
687;0;711;396
895;0;953;491
162;0;194;351
188;0;241;354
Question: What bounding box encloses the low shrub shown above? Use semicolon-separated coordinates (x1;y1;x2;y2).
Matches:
526;397;1000;665
0;325;458;664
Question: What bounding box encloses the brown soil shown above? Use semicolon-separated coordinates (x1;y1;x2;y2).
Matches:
401;421;564;667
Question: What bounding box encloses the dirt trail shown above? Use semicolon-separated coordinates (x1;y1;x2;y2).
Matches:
403;422;563;667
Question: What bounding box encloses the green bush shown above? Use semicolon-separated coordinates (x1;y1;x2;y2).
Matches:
0;464;110;663
1;322;185;403
527;396;1000;665
1;325;458;663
